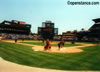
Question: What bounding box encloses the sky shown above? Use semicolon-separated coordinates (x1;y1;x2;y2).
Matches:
0;0;100;34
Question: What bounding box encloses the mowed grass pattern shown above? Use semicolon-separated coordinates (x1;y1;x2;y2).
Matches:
0;42;100;70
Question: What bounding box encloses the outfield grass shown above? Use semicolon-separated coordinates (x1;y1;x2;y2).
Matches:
0;42;100;70
21;42;81;47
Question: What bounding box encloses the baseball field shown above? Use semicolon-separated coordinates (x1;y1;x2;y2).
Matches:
0;40;100;71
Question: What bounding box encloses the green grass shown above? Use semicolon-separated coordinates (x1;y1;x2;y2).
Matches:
21;42;81;47
0;41;100;70
21;42;45;46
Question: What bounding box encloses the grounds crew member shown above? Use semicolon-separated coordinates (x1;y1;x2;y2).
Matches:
14;36;18;43
44;39;51;50
58;40;65;50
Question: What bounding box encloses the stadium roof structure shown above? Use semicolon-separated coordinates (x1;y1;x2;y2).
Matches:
0;20;31;35
93;18;100;23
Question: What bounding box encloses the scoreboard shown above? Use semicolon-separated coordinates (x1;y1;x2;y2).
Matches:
38;27;54;40
41;28;54;40
38;21;58;40
42;22;54;28
42;28;54;34
45;23;54;28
